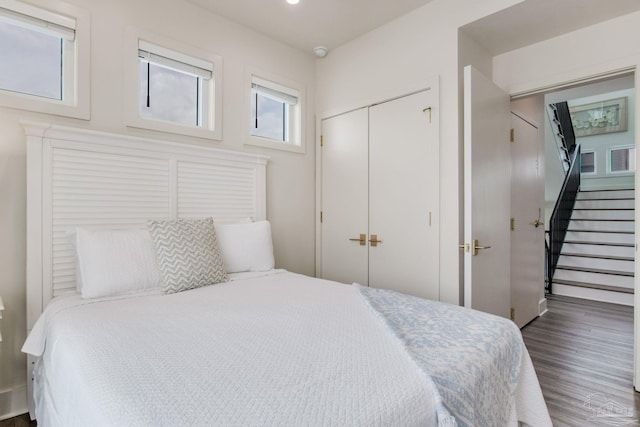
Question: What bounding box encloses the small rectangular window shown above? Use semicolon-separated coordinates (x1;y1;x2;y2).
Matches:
580;151;595;174
125;29;222;140
138;41;212;128
251;79;298;143
609;147;636;173
0;3;75;101
247;75;302;152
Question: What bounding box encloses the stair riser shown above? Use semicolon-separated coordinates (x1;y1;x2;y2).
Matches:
571;210;634;220
561;243;634;258
557;255;634;273
578;190;635;200
553;269;634;289
574;199;634;209
569;220;634;232
564;231;634;244
552;284;634;306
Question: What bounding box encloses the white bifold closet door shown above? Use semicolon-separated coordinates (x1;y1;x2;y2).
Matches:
321;107;370;286
321;89;440;300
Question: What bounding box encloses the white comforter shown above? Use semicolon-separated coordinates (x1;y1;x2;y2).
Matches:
23;271;551;427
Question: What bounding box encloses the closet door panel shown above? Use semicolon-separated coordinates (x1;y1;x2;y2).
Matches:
368;90;439;299
320;108;369;285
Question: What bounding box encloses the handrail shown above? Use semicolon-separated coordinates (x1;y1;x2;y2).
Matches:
554;102;576;156
544;231;550;294
547;101;576;171
547;144;580;293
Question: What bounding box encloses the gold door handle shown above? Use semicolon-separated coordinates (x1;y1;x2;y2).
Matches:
459;243;469;252
349;234;366;246
471;239;491;256
530;219;544;228
369;234;383;247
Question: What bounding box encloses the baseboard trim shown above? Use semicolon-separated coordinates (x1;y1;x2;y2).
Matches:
538;297;548;316
0;385;27;421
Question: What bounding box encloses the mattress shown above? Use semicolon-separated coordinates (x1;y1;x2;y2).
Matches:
23;271;551;427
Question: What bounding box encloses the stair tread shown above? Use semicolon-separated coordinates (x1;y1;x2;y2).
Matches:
576;198;635;200
559;252;634;262
579;189;634;192
570;218;634;221
573;208;635;210
556;265;634;277
567;229;634;234
563;240;634;247
552;279;634;294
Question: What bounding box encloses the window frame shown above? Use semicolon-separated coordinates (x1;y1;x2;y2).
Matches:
580;150;596;175
245;68;304;153
124;27;222;140
607;145;636;174
0;0;89;119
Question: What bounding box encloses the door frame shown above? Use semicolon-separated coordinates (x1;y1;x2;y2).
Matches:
504;60;639;389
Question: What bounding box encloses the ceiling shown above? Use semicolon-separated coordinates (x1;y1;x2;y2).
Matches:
461;0;640;56
186;0;640;57
186;0;435;54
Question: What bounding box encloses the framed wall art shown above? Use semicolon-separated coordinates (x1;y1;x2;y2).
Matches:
569;96;627;137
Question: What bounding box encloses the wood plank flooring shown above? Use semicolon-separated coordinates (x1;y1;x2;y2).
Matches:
1;294;637;426
0;414;34;427
522;294;640;426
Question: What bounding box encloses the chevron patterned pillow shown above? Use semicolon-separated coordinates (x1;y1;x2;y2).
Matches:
147;217;228;294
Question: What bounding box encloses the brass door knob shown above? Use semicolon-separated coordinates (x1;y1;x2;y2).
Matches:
348;234;366;246
471;239;491;256
369;234;383;247
530;219;544;228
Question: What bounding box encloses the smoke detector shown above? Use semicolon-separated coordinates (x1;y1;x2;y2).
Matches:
313;46;328;58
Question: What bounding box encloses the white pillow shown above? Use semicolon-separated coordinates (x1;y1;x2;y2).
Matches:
215;220;275;273
73;228;162;299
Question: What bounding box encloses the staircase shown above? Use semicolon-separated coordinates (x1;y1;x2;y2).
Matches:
552;188;635;306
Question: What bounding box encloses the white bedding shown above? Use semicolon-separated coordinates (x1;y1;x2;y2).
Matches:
23;271;551;427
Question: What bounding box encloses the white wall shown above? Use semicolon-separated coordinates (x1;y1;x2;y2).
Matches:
315;0;522;306
493;12;640;95
0;0;316;418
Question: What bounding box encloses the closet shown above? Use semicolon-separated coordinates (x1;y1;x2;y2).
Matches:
320;88;440;300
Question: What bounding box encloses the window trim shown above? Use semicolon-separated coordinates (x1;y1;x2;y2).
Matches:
607;145;636;174
0;0;89;119
124;27;222;140
245;68;305;154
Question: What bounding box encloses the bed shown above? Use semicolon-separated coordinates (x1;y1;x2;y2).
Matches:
21;122;552;426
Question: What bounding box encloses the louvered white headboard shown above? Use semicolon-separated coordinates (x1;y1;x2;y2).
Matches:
23;121;268;329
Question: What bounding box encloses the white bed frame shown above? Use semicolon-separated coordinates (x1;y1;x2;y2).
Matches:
23;121;268;415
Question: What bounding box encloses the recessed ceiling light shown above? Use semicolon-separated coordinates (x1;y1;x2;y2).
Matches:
286;0;299;4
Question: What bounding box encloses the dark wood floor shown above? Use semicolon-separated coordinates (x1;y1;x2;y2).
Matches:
1;294;637;426
0;414;34;427
522;294;640;426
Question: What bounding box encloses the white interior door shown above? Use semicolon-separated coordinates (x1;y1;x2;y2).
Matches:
511;112;544;327
320;108;369;285
463;65;511;318
369;90;440;300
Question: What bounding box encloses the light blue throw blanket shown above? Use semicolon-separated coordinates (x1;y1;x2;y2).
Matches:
358;286;524;427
